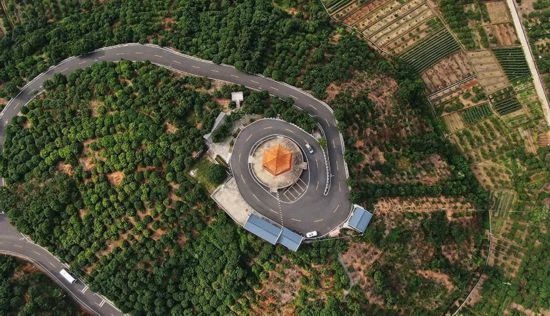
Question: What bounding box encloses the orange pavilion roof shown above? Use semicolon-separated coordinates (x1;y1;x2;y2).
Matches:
262;144;293;176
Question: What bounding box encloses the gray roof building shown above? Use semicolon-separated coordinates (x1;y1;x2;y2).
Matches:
347;205;373;233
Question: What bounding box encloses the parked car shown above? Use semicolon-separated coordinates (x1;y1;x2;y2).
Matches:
304;143;314;154
306;231;317;238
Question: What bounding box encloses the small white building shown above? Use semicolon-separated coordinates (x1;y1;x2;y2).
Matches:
231;91;244;108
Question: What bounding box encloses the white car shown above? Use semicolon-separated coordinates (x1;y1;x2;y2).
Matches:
306;231;317;238
305;143;314;154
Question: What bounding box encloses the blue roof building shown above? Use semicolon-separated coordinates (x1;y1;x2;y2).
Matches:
243;214;304;251
244;214;282;245
347;205;373;233
279;227;304;252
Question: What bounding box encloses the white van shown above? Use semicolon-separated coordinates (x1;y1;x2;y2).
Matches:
60;269;77;284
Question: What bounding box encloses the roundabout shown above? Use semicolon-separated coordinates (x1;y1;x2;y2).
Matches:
230;118;351;236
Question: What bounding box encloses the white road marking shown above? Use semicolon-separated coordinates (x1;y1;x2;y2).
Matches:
99;299;106;307
289;95;297;100
13;244;22;248
154;54;162;58
250;80;259;84
240;174;245;183
314;218;324;223
252;193;260;202
60;67;69;72
290;218;302;222
172;60;182;64
263;126;273;130
32;250;40;256
230;74;240;78
336;161;340;172
332;204;341;213
211;69;219;73
315;159;319;171
246;134;252;142
315;179;320;191
270;86;279;91
192;65;200;69
135;52;143;55
338;182;342;192
79;61;87;65
48;261;55;268
81;286;89;293
238;152;242;161
116;53;125;56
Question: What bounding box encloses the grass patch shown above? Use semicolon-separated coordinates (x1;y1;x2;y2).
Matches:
193;158;228;192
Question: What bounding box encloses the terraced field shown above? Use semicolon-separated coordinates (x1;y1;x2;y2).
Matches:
493;47;531;82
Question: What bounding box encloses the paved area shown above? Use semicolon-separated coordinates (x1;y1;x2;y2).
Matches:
231;119;350;235
0;43;351;313
211;177;252;225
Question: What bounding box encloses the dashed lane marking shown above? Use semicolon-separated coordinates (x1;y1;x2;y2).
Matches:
211;69;219;73
48;261;55;268
336;161;339;172
81;286;89;293
230;74;240;78
332;203;340;213
32;250;40;256
338;182;342;192
116;53;125;56
263;126;273;130
154;54;162;58
172;60;182;64
270;86;279;91
289;95;297;100
314;218;324;223
252;193;260;202
290;218;302;222
60;67;69;72
246;134;252;142
192;65;200;69
250;80;259;84
135;52;143;55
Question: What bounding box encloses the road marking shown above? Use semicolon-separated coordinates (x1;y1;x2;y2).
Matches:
60;67;69;72
252;193;260;202
314;218;324;223
246;134;252;142
79;61;87;65
154;54;162;58
338;182;342;192
192;65;200;69
99;299;106;307
315;159;319;171
289;95;297;100
290;218;302;222
48;261;55;268
211;69;219;73
238;152;242;162
81;286;89;293
315;179;320;191
230;74;240;79
13;244;22;248
116;53;125;56
270;86;279;91
268;208;278;214
284;128;293;133
135;52;143;55
172;60;182;64
250;80;259;84
336;161;340;172
32;250;40;256
263;126;273;130
332;203;340;213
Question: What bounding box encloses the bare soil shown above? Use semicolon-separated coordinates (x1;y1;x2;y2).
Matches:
486;1;511;24
107;171;125;186
57;162;74;176
416;269;455;291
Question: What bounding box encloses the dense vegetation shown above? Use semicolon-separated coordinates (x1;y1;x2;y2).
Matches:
0;0;492;314
0;255;78;315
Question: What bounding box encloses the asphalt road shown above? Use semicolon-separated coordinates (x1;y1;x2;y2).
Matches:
231;119;350;235
0;43;351;313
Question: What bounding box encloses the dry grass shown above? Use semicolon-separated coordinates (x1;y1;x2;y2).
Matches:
107;171;125;186
57;162;74;176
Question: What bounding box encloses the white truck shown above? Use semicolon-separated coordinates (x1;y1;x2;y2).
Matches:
60;269;77;284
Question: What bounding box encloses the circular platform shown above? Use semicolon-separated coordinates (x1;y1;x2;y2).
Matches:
250;136;306;191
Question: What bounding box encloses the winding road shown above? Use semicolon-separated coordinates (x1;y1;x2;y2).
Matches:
0;43;350;314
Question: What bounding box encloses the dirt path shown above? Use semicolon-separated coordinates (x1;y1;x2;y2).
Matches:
506;0;550;126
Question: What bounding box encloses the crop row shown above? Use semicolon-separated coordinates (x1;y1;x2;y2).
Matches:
461;103;492;125
493;47;530;82
324;0;353;14
492;96;522;116
400;29;461;73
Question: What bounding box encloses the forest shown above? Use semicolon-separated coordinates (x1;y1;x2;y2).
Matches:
0;0;491;314
0;255;78;315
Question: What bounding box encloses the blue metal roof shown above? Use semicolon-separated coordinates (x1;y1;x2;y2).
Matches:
244;214;282;245
348;205;373;233
279;228;304;252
